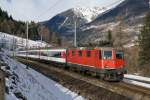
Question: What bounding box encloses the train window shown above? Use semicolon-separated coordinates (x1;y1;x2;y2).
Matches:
116;51;124;59
99;51;101;59
103;51;112;59
40;52;47;56
30;52;37;55
53;52;61;57
78;51;82;57
86;51;91;57
72;51;75;56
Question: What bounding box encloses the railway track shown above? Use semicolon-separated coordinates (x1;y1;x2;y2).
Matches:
17;57;150;100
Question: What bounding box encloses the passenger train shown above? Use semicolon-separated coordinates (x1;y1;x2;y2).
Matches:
17;47;127;81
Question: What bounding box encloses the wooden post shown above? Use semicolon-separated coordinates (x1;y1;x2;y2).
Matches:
0;69;5;100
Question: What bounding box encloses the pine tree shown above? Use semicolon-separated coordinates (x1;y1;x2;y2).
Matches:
107;30;113;46
138;12;150;65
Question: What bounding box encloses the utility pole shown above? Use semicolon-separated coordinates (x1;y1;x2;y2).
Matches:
74;20;77;47
26;21;29;69
13;32;15;59
41;34;42;43
149;0;150;8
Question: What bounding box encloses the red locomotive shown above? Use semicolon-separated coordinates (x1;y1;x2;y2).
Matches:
17;47;127;81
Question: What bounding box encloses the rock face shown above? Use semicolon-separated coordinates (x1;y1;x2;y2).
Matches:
42;0;150;46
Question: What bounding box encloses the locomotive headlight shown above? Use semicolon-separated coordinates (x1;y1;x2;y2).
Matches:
120;65;123;68
104;66;109;68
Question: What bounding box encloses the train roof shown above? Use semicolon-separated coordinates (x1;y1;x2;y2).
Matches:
67;47;123;50
18;49;66;52
18;47;123;52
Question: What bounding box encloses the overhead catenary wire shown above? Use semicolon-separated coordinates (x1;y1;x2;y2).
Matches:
36;0;62;21
105;0;124;9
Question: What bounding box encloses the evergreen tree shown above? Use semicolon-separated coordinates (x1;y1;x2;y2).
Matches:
138;12;150;65
107;30;113;46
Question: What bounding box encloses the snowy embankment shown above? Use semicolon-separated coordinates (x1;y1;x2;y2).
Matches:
124;74;150;88
0;50;84;100
0;32;51;49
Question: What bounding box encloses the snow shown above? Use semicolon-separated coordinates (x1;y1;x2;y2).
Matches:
123;79;150;89
73;0;125;23
124;74;150;89
124;74;150;83
81;25;99;31
5;93;18;100
73;7;106;22
0;32;51;49
59;17;69;29
0;50;84;100
123;43;135;48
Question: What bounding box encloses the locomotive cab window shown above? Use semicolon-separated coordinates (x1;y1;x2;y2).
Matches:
103;51;112;59
116;51;124;59
72;51;75;56
86;51;91;57
78;51;82;57
99;51;101;59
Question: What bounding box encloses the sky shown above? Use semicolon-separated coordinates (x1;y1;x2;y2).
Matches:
0;0;123;22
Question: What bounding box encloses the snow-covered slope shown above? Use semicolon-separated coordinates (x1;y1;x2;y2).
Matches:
0;50;84;100
73;7;106;22
72;0;125;23
0;32;51;49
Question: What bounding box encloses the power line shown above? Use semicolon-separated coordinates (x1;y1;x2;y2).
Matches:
36;0;62;21
105;0;123;8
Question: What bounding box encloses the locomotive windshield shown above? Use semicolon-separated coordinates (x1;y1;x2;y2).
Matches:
116;51;124;59
103;51;112;59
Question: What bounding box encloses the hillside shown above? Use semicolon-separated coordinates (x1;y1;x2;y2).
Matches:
0;8;40;40
0;32;51;50
42;7;106;41
42;0;149;47
78;0;150;46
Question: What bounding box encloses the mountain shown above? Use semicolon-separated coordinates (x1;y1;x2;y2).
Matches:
43;7;106;40
92;0;149;24
78;0;150;46
42;0;150;47
73;7;106;22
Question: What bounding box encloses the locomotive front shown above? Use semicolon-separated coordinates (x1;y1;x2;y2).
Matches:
100;48;127;81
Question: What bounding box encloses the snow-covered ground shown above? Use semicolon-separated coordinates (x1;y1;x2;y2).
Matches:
0;50;84;100
0;32;51;50
124;74;150;89
124;74;150;83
